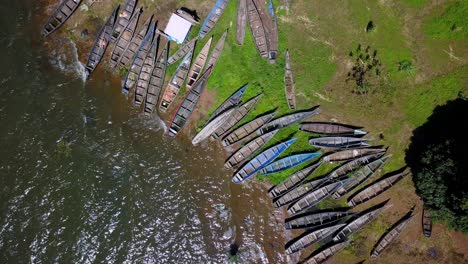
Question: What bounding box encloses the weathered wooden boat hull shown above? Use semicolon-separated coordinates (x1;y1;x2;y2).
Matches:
117;15;153;69
232;138;297;183
144;41;169;115
329;152;385;179
43;0;83;36
323;148;386;163
371;213;414;258
222;111;275;147
269;162;321;199
206;30;228;71
274;177;329;208
236;0;247;45
422;208;432;237
186;37;212;89
167;37;197;65
286;223;345;255
285;211;355;230
284;50;296;110
208;84;247;123
198;0;229;39
134;37;159;106
265;0;278;63
247;0;268;58
259;107;321;134
111;0;138;42
192;107;236;145
260;152;321;175
309;136;371;149
300;122;367;135
303;240;350;264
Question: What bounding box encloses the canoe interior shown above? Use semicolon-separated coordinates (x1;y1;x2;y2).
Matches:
236;0;247;45
207;83;247;123
206;30;228;71
43;0;83;36
144;41;169;115
222;111;275;147
198;0;229;38
111;0;138;42
117;15;153;69
109;8;142;69
268;162;321;199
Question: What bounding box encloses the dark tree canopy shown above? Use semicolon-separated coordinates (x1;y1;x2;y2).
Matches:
406;98;468;233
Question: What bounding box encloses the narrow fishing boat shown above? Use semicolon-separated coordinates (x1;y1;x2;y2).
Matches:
333;156;390;199
422;208;432;237
302;240;350;264
110;0;138;42
167;37;197;65
117;15;152;69
284;50;296;110
259;107;321;134
247;0;268;58
134;36;159;106
43;0;83;36
265;0;278;63
207;84;247;123
285;211;355;230
260;152;321;175
144;41;168;115
269;162;321;199
286;224;346;255
232;138;297;183
198;0;230;39
167;67;213;137
371;212;414;258
274;177;329;208
122;21;156;95
348;171;409;207
186;37;212;89
300;122;367;135
236;0;247;45
109;8;142;69
332;202;392;242
84;6;119;79
159;50;194;112
206;30;228;71
192;107;237;145
222;112;275;147
224;129;278;169
211;94;263;139
323;148;386;163
309;136;371;149
288;180;347;215
328;152;385;179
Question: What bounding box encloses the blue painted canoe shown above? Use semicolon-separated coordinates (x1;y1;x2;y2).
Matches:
198;0;229;39
260;152;321;175
232;138;297;184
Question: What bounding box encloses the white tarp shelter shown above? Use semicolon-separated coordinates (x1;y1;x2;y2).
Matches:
164;13;193;44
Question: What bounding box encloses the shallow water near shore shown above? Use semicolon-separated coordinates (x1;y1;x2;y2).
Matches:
0;1;287;263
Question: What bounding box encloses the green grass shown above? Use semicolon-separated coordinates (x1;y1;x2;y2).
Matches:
424;1;468;40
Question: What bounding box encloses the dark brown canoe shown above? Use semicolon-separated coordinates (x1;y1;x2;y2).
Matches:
186;37;212;89
274;177;329;208
371;213;414;258
207;84;247;123
264;0;278;63
236;0;247;45
286;223;346;255
43;0;83;36
222;112;275;147
309;136;371;149
323;148;386;163
300;122;367;135
259;107;321;134
198;0;229;39
167;37;197;65
134;37;158;106
285;211;355;230
110;0;138;42
269;162;321;199
328;152;385;179
284;50;296;110
143;41;168;115
206;30;228;71
247;0;268;58
116;15;153;69
302;240;350;264
422;208;432;237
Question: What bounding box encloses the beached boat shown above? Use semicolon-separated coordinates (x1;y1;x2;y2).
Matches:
110;0;138;42
232;138;297;183
122;21;156;95
274;177;329;208
198;0;229;39
284;50;296;110
134;36;159;106
303;240;350;264
348;171;409;207
286;224;345;255
224;129;278;169
186;37;212;89
323;148;386;163
328;152;385;179
422;208;432;237
207;84;247;123
144;41;168;115
159;51;194;112
260;152;321;175
167;67;213;137
333;156;390;199
285;211;355;230
84;6;119;79
167;37;197;65
300;122;367;136
332;202;392;242
371;213;414;258
265;0;278;63
269;162;321;199
109;8;142;69
259;107;321;134
236;0;247;45
206;30;228;71
288;180;347;215
211;94;263;139
43;0;83;36
117;15;152;69
222;112;275;147
309;136;371;149
192;107;237;145
247;0;268;58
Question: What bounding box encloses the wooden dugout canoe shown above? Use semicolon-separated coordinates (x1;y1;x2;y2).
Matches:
117;15;152;69
348;171;409;207
236;0;247;45
143;41;168;115
211;94;263;139
207;84;247;123
333;156;390;199
247;0;268;58
167;37;197;65
109;8;142;70
260;152;321;175
323;148;386;163
269;162;321;199
303;240;350;264
159;50;194;112
134;36;159;106
300;122;367;136
259;107;321;134
265;0;278;63
285;211;355;230
224;129;278;170
222;111;275;147
206;29;228;71
43;0;82;36
286;223;345;255
284;50;296;110
274;177;329;208
111;0;138;42
371;213;414;258
198;0;229;39
167;67;213;137
186;37;212;89
232;138;297;184
192;107;237;145
84;6;119;79
309;136;371;149
422;208;432;237
328;152;385;179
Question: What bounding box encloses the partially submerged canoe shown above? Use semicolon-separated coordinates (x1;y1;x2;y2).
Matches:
222;111;275;147
259;108;321;134
247;0;268;58
232;138;297;183
192;107;237;145
328;152;385;179
333;156;390;199
110;0;138;42
167;67;213;137
323;148;386;163
371;213;414;258
159;50;194;112
286;224;345;255
284;50;296;110
300;122;367;136
43;0;83;36
274;177;329;208
207;84;247;123
224;129;278;170
134;36;159;106
348;171;409;207
144;41;168;115
167;37;197;65
84;6;119;79
236;0;247;45
303;240;350;264
285;211;355;230
198;0;229;39
260;152;321;175
422;208;432;237
269;162;321;199
186;37;212;89
309;136;371;149
117;15;152;69
109;8;142;69
206;30;228;71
